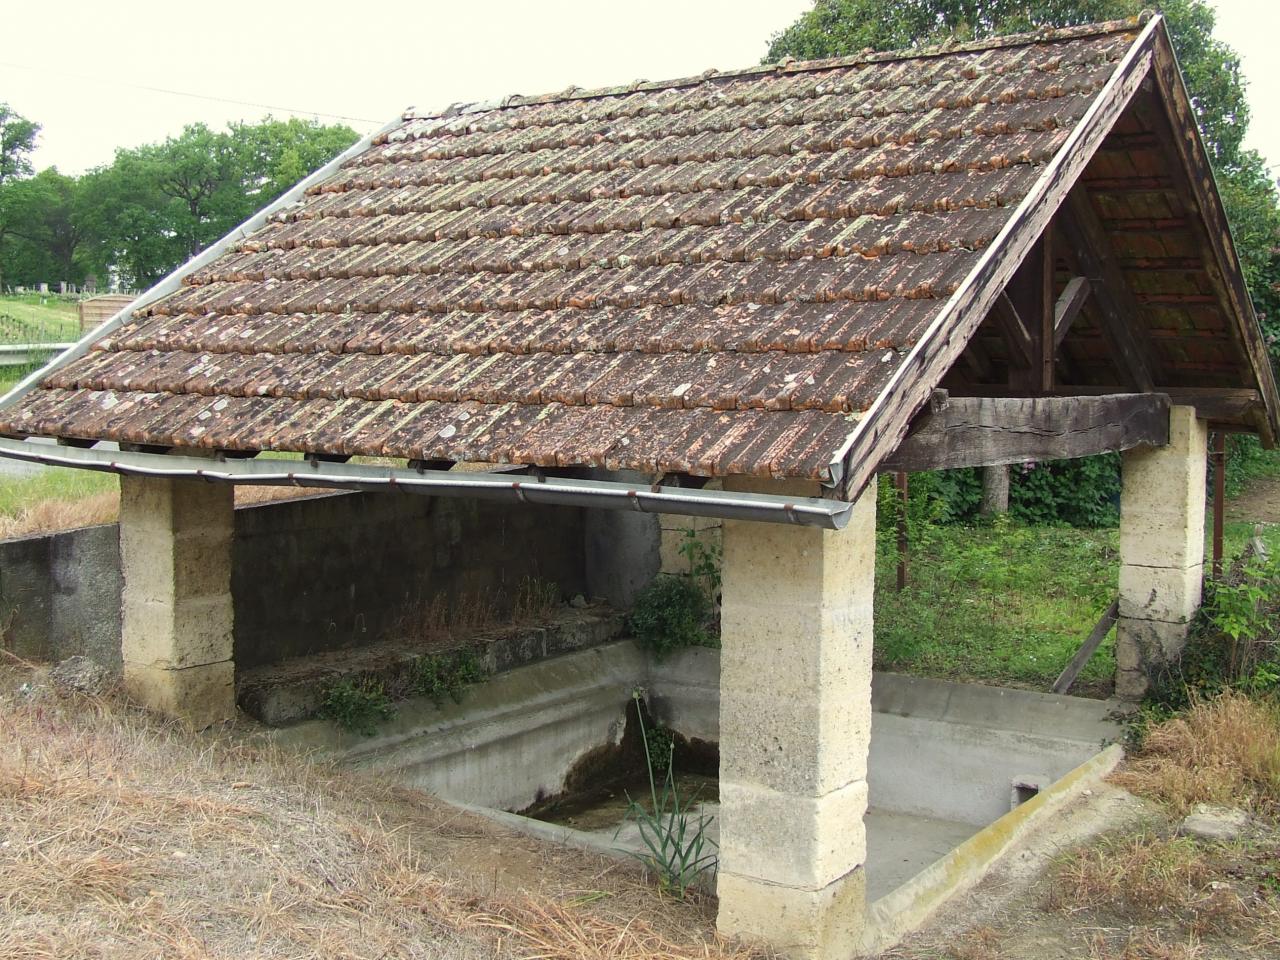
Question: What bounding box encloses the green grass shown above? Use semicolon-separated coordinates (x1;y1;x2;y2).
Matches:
0;294;80;341
874;519;1120;694
0;468;117;518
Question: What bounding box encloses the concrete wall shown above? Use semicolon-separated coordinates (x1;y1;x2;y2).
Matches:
0;491;588;672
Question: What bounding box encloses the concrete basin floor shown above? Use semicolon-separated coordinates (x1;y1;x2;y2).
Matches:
604;802;979;901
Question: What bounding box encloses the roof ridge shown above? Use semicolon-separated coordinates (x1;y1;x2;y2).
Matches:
399;13;1151;123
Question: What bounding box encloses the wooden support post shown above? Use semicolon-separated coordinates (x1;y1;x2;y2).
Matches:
1052;598;1120;695
895;471;908;591
1212;431;1226;580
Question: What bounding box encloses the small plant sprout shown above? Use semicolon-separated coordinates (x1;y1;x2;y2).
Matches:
617;689;717;899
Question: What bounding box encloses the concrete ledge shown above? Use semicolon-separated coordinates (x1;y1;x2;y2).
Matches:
859;742;1125;956
238;605;626;725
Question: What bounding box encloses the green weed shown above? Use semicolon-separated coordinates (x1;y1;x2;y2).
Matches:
318;677;395;736
412;648;488;706
628;576;714;660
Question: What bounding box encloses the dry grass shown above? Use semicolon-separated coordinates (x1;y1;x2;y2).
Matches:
394;577;562;648
0;661;758;960
1114;691;1280;817
1048;833;1223;919
0;490;118;538
945;925;1002;960
0;485;320;540
1087;929;1204;960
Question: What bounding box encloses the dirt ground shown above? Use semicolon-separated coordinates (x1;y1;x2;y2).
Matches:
1227;470;1280;525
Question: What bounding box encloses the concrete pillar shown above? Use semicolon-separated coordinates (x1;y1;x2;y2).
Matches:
717;477;876;959
120;477;236;727
1116;405;1208;701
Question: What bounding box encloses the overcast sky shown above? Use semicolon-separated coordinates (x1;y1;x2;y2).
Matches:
5;1;1279;176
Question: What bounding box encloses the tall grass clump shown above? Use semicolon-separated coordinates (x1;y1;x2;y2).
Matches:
619;690;717;899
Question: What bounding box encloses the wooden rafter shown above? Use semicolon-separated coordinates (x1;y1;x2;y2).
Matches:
1057;188;1158;392
1053;276;1092;348
832;19;1157;499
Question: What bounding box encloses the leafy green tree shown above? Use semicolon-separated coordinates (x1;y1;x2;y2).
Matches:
78;117;358;288
0;169;87;286
0;103;41;288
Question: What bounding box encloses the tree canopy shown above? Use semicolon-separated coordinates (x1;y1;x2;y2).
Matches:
0;115;358;291
767;1;1280;354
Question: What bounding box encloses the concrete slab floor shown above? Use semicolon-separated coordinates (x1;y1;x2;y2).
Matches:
604;802;978;902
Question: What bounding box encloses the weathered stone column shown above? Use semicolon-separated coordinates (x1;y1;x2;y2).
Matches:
717;477;876;959
1116;405;1208;701
120;477;236;727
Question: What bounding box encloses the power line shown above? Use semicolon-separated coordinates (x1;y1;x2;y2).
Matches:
0;59;383;127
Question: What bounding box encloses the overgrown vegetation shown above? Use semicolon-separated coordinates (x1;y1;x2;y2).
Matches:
318;676;396;736
1115;692;1280;817
619;690;718;900
628;528;722;660
394;577;561;647
629;578;713;660
412;649;489;707
873;512;1120;690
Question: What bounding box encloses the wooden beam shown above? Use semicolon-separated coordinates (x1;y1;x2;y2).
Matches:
993;292;1035;369
1057;189;1158;392
1052;598;1120;695
1053;276;1092;347
882;393;1171;472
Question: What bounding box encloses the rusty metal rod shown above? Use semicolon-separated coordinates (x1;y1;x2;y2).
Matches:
1212;431;1226;580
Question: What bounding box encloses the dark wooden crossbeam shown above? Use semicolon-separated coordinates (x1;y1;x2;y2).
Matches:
882;393;1171;472
1055;385;1263;429
1058;189;1158;392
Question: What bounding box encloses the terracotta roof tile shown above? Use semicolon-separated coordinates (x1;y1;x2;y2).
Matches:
1;24;1144;481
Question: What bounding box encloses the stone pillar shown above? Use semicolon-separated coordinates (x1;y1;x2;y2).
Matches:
120;477;236;727
717;477;876;959
1116;405;1208;701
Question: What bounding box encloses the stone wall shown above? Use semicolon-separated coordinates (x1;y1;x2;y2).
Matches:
0;490;589;672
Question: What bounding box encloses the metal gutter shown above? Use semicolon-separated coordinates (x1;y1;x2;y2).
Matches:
0;439;854;530
0;113;406;413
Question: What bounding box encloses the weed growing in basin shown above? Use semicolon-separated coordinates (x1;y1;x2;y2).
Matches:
318;677;395;735
677;527;721;603
413;648;489;707
619;690;717;899
628;577;713;660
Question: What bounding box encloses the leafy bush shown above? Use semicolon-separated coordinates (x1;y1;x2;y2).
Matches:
1147;550;1280;712
628;576;713;659
318;677;395;735
412;648;488;706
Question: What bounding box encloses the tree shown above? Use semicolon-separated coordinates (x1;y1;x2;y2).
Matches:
78;117;359;288
767;0;1280;352
0;169;87;287
0;103;40;289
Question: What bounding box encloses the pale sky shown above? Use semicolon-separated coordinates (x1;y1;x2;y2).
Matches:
4;1;1280;176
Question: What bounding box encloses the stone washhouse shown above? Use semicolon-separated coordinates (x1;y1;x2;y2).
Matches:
0;14;1275;959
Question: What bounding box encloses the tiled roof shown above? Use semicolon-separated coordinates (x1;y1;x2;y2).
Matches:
2;21;1143;483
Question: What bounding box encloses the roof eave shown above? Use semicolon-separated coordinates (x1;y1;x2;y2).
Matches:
0;438;854;529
